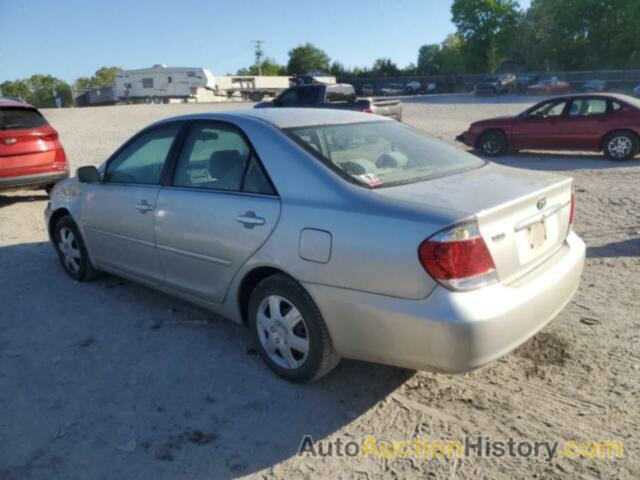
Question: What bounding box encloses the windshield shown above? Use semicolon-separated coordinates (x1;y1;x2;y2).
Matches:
286;121;483;188
0;107;47;130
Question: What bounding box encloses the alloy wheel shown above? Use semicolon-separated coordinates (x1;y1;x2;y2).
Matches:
608;136;632;159
483;136;501;155
256;295;310;369
58;227;81;273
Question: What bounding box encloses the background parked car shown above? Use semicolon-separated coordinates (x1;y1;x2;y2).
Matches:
516;74;540;93
527;77;571;95
405;81;421;93
633;85;640;97
0;98;69;194
474;74;516;95
582;80;608;93
255;83;402;121
457;93;640;161
379;83;405;96
360;84;376;96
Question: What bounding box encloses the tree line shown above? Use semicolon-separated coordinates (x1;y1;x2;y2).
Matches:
237;0;640;78
3;0;639;107
1;67;122;108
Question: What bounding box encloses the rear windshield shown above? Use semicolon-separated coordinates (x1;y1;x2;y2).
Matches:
0;107;47;130
287;121;483;188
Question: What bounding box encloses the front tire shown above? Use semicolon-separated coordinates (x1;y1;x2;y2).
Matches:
478;130;507;156
53;216;100;281
604;131;638;161
248;274;339;383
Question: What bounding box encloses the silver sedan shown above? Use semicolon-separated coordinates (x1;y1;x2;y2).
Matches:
45;109;585;382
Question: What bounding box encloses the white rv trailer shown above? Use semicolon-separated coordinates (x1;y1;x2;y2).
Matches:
114;65;217;102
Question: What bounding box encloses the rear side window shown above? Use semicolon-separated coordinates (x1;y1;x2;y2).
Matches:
173;122;274;194
0;107;47;130
568;98;608;116
326;86;356;103
104;124;180;185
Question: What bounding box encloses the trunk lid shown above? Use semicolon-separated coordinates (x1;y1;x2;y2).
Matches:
0;107;58;171
374;163;573;284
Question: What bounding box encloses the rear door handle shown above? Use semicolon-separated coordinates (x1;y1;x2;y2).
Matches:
135;200;154;213
237;211;265;228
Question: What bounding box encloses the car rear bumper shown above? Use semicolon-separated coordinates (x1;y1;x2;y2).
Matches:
304;231;585;372
0;170;69;191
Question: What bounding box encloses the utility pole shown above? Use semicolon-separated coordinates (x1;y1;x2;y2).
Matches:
253;40;264;76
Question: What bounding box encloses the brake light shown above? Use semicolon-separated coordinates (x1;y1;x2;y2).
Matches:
36;130;58;142
418;221;498;291
361;107;373;113
37;131;58;141
569;193;575;225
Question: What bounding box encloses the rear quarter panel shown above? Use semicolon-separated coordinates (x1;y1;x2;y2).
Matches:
227;117;461;301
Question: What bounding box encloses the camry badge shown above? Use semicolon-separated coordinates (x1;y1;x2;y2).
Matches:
536;197;547;210
3;138;17;145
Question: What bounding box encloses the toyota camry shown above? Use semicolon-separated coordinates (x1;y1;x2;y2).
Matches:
45;109;585;382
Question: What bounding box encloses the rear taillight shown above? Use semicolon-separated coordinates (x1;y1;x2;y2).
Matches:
361;107;373;113
418;221;498;291
569;193;575;225
38;131;58;141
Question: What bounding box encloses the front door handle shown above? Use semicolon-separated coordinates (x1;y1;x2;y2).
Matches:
237;211;265;228
135;200;154;213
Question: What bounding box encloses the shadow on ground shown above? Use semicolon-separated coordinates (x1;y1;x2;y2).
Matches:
587;237;640;258
485;151;640;171
0;242;413;480
0;193;49;208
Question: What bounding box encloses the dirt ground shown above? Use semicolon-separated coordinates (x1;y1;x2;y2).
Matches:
1;95;638;479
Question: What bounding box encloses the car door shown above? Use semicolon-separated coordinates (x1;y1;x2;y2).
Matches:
154;121;280;303
560;97;611;149
511;99;569;149
81;122;183;284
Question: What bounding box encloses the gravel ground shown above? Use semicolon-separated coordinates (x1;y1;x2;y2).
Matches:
1;95;638;479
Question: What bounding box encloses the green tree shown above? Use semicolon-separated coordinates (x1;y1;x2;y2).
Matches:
417;44;441;74
451;0;522;72
525;0;640;70
237;58;287;76
437;34;466;74
0;79;32;100
2;75;73;107
286;43;331;74
74;66;122;90
371;58;400;76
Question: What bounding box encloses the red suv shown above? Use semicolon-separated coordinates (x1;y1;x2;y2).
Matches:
0;98;69;194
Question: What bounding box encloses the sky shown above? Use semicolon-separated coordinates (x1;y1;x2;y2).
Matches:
0;0;531;83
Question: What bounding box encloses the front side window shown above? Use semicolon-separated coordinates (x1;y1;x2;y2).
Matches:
527;100;567;118
104;124;180;185
173;123;273;194
287;121;482;188
569;98;608;116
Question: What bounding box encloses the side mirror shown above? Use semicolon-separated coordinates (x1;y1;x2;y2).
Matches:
77;166;100;183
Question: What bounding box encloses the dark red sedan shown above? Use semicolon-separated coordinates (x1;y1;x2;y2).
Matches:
0;98;69;194
457;94;640;161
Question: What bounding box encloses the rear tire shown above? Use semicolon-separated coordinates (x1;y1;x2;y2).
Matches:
248;274;339;383
53;216;100;281
603;131;638;161
478;130;507;156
